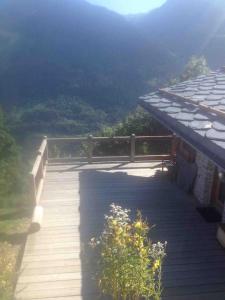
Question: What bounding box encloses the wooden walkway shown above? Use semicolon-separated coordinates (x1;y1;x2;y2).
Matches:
15;162;225;300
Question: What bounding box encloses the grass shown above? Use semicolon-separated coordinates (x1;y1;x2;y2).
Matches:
0;207;31;300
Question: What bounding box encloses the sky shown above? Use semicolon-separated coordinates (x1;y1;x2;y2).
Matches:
86;0;167;15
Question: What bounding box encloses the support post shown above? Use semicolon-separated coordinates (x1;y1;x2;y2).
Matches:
87;135;93;164
30;172;37;205
130;134;136;162
43;135;48;162
171;134;178;159
30;206;44;233
39;154;44;179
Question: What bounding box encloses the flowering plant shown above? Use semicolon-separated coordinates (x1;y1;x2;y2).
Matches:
90;204;167;300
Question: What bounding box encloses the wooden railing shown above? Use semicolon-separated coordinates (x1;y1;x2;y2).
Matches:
30;134;175;204
30;136;48;205
47;134;174;163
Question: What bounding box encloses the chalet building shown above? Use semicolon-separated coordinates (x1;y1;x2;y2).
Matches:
140;68;225;225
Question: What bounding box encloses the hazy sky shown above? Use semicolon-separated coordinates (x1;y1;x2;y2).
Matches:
86;0;166;15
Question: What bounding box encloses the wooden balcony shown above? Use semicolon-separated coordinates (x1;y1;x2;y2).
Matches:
15;136;225;300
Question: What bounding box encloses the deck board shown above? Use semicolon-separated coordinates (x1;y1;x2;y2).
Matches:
15;162;225;299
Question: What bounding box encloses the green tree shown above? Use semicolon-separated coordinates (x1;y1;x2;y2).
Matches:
0;107;20;206
101;107;168;137
96;107;170;156
180;56;210;82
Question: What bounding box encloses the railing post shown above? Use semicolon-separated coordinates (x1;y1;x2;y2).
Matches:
30;172;37;205
130;134;136;162
171;134;178;159
39;153;44;179
43;135;48;162
87;135;93;164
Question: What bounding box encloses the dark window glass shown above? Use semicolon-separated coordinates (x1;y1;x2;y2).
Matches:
219;181;225;204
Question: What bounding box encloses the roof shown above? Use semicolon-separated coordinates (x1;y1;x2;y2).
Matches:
140;69;225;170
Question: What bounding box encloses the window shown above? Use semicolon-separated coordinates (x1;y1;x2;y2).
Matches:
178;140;196;163
218;179;225;205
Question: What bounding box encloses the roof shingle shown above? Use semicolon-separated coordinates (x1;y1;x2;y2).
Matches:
140;69;225;169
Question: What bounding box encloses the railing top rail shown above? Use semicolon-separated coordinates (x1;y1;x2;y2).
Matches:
31;138;48;177
38;139;47;156
47;137;87;142
47;135;173;142
31;155;42;177
135;135;173;140
48;154;172;160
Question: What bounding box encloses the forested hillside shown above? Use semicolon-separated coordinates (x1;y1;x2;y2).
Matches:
135;0;225;68
0;108;21;204
0;0;225;137
0;0;176;136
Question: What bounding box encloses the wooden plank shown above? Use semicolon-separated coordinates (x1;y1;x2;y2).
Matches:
16;287;84;299
18;272;82;284
21;265;81;276
48;137;87;142
21;259;81;269
48;155;171;164
48;135;172;142
31;297;83;300
24;246;79;255
22;252;79;263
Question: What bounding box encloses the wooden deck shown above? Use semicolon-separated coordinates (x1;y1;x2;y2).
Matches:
15;162;225;300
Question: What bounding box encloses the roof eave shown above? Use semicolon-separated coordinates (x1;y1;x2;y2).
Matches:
140;99;225;171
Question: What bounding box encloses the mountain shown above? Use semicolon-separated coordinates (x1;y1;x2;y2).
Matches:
2;0;225;136
134;0;225;68
0;0;174;114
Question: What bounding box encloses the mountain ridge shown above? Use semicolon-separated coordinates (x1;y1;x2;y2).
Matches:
0;0;175;110
1;0;225;135
0;0;177;135
133;0;225;67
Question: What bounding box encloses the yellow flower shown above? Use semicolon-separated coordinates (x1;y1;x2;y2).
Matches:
140;248;147;256
153;259;160;271
112;220;117;226
134;221;142;229
134;241;139;247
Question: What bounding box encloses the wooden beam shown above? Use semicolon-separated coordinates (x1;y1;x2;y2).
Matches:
130;134;136;162
48;154;171;164
87;135;93;164
29;172;37;205
48;135;173;143
30;138;48;206
135;135;173;140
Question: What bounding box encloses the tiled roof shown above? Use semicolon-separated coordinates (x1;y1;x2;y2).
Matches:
140;69;225;169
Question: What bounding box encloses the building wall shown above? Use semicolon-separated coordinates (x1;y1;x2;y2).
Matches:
217;167;225;223
193;151;216;206
223;205;225;223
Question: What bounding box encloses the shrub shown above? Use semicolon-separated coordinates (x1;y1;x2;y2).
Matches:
0;107;21;206
0;242;17;300
90;204;167;300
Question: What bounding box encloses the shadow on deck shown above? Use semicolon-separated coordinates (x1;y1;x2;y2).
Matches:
78;166;225;300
